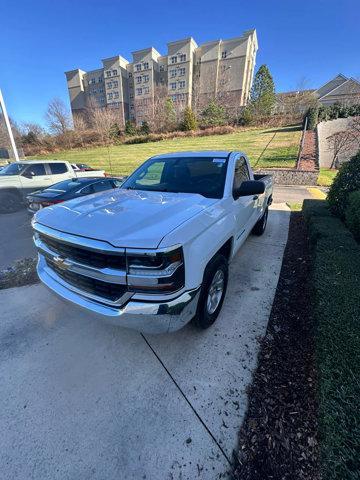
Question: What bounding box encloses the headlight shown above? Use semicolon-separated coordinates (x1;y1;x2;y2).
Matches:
126;246;185;293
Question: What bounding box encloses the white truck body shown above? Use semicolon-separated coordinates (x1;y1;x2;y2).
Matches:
32;151;273;333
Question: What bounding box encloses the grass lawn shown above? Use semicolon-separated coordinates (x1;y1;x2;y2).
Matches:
317;168;338;187
28;125;302;176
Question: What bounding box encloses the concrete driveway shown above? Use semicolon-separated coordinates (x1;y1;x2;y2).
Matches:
0;204;289;480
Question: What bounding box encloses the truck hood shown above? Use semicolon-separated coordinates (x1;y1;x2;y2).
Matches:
35;188;218;248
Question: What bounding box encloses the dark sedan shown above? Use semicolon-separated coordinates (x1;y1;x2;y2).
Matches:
27;177;124;214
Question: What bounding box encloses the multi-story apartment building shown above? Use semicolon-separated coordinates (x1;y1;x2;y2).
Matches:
65;29;258;127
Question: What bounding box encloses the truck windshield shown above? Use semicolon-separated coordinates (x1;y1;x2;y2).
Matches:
122;156;228;199
0;163;27;175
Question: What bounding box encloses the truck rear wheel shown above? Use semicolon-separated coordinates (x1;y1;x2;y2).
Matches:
252;207;268;236
0;192;22;214
193;254;228;329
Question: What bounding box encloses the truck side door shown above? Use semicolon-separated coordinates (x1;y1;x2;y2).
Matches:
19;163;53;195
47;162;73;182
232;155;256;252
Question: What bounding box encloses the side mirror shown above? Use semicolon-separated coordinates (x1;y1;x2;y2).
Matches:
22;170;34;179
233;180;265;199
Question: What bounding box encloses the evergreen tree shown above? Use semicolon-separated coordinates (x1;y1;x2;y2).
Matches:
201;100;226;127
124;120;137;136
109;122;121;139
250;65;276;115
164;98;176;130
139;120;150;135
181;106;197;131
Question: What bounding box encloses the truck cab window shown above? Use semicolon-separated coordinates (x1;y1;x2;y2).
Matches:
233;157;250;190
49;163;68;174
24;164;46;176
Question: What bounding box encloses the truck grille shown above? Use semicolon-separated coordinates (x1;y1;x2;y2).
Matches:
39;233;126;270
46;258;127;302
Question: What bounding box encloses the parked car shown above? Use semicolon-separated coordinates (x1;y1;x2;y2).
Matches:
70;163;94;171
0;160;105;213
27;177;124;214
32;151;273;334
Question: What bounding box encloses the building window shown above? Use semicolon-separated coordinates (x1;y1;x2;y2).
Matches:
143;62;149;69
99;88;104;93
160;65;165;71
113;80;119;88
106;70;111;77
98;76;103;82
107;93;113;100
136;88;143;95
179;54;186;62
178;81;185;89
128;72;133;78
100;97;105;104
107;82;112;88
114;92;119;99
171;94;177;102
130;105;134;110
113;69;118;76
143;86;150;94
170;69;176;77
130;93;134;99
136;76;142;84
179;67;185;76
170;82;176;90
170;56;177;64
143;74;149;83
135;64;141;72
221;51;227;59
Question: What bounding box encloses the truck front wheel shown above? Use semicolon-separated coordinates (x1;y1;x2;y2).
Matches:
193;254;228;329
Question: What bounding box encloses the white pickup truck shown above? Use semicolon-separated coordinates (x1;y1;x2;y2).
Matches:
0;160;105;213
32;151;272;333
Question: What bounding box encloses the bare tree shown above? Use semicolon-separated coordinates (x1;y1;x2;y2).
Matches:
327;130;358;168
20;121;45;137
45;98;72;135
88;106;120;173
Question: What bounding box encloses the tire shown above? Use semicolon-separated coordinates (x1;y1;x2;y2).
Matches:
0;192;22;214
193;254;229;329
252;207;268;236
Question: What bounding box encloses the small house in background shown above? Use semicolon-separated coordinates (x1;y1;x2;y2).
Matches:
275;74;360;114
315;74;360;106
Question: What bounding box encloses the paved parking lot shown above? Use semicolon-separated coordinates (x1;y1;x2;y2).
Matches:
0;204;289;480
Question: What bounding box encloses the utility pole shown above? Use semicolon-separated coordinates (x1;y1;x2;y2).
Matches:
0;89;20;161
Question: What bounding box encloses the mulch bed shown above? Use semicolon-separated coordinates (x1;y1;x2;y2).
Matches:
232;212;320;480
297;130;318;171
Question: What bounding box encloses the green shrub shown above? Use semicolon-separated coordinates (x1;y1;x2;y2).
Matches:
327;150;360;218
307;106;319;130
345;190;360;241
181;106;197;131
201;100;226;127
139;121;150;135
124;120;137;136
303;199;360;480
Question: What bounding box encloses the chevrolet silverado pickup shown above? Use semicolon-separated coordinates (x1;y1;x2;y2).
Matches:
32;151;273;334
0;160;105;213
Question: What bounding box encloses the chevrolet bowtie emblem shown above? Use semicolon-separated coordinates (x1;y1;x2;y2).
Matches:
53;256;70;271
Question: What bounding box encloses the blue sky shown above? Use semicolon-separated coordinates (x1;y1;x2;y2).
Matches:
1;0;359;127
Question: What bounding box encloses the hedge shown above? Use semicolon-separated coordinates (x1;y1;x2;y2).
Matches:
327;150;360;218
303;200;360;480
345;190;360;242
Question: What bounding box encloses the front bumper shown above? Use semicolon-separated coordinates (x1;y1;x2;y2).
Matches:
37;255;200;334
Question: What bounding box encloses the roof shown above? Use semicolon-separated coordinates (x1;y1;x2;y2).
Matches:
319;77;360;98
